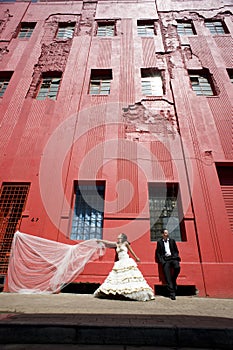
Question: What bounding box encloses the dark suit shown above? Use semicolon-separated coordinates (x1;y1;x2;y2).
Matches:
155;238;181;297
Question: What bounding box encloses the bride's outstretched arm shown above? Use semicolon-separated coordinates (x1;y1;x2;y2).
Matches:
97;239;117;248
126;242;140;262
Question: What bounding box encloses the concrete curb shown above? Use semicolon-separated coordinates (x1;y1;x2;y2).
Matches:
0;314;232;348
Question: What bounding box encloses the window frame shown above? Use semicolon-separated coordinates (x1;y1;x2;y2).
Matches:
36;73;62;101
56;22;76;40
148;182;185;242
188;69;216;96
18;22;36;39
0;182;30;274
0;71;13;98
137;20;156;37
176;20;196;36
96;21;116;37
70;181;105;241
227;69;233;84
216;164;233;233
141;68;164;96
204;20;229;35
89;69;113;95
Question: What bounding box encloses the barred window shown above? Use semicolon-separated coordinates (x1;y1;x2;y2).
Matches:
18;22;36;39
96;22;115;37
189;70;215;96
0;183;30;275
36;74;62;100
56;23;75;39
177;21;196;36
89;69;112;95
149;183;184;242
71;183;105;240
137;20;156;37
141;68;163;96
0;72;13;97
205;20;228;35
216;165;233;233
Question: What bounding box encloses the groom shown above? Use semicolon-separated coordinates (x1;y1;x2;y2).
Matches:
155;229;181;300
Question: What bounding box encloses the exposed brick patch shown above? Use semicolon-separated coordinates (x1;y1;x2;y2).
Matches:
123;101;179;141
27;41;72;98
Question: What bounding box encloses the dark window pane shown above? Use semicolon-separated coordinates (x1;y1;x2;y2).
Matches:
149;183;183;241
71;184;105;240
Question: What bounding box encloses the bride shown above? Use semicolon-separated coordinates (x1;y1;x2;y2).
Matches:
94;233;155;301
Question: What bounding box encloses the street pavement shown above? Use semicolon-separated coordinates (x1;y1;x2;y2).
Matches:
0;293;233;349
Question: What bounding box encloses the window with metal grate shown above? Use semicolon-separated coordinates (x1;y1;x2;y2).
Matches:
71;183;105;241
0;183;30;274
149;183;184;242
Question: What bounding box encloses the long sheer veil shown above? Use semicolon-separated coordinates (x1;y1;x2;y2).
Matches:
7;231;106;294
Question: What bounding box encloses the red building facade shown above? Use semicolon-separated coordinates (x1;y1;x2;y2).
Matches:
0;0;233;297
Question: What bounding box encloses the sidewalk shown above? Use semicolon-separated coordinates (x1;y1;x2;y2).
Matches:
0;293;233;349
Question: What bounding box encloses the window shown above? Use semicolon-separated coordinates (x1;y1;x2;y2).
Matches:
18;22;36;39
216;165;233;233
0;72;13;97
0;183;30;274
177;21;196;36
71;183;105;240
137;20;156;37
56;23;75;39
96;21;115;37
205;20;228;35
141;68;163;96
149;183;183;241
89;69;112;95
36;73;62;100
227;69;233;84
189;69;215;96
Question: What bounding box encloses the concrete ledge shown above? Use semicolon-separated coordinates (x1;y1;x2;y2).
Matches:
0;314;232;349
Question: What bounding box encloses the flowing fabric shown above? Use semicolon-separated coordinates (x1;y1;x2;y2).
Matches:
7;231;106;294
94;244;155;301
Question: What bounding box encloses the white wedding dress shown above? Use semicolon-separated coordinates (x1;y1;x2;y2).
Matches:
94;244;155;301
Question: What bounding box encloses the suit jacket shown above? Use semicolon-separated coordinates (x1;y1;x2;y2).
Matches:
155;238;180;265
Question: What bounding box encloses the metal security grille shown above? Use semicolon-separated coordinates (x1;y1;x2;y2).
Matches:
71;184;105;241
0;183;30;274
149;183;182;242
216;166;233;233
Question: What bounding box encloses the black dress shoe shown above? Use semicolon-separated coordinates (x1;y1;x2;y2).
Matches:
170;295;176;300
